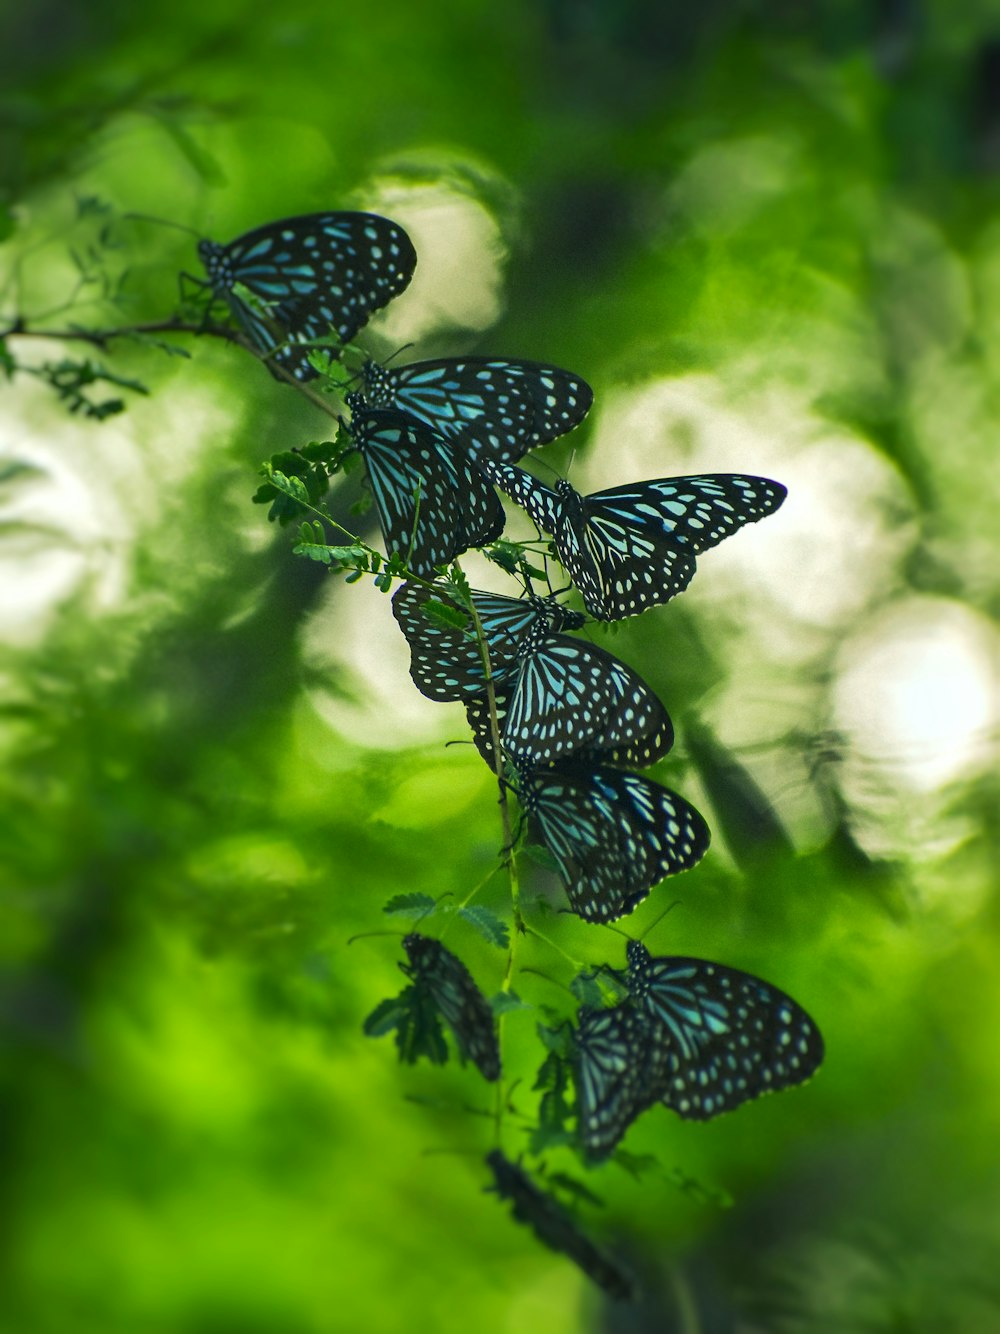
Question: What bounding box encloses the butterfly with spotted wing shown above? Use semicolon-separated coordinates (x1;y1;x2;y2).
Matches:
485;463;786;621
361;357;592;462
198;212;416;381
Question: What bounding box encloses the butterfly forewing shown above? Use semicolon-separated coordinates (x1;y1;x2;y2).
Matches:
589;474;787;555
625;941;824;1120
363;358;593;463
402;934;500;1081
198;212;416;381
515;762;710;922
486;462;566;533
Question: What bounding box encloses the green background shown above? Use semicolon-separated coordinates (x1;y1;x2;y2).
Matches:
1;2;998;1330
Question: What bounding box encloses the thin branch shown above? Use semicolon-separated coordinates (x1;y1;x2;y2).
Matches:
1;314;243;349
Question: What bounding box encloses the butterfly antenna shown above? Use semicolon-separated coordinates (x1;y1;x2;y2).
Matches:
637;900;683;944
518;966;576;997
346;927;404;945
382;342;415;368
122;212;202;239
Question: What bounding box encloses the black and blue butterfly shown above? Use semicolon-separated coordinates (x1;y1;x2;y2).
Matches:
400;933;500;1082
573;941;824;1161
485;463;787;621
622;940;824;1120
361;357;593;462
364;933;500;1081
512;759;710;921
485;1150;634;1301
345;397;504;579
198;212;416;381
392;582;672;768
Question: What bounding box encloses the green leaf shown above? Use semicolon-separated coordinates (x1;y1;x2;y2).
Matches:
546;1173;605;1209
528;1115;576;1157
270;471;311;504
610;1151;659;1182
458;905;509;949
569;972;602;1009
421;598;470;632
382;892;437;918
532;1050;563;1094
522;843;559;873
489;990;530;1016
362;996;408;1038
536;1021;574;1060
292;542;337;564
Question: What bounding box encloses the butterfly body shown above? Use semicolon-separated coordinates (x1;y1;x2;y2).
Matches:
199;212;416;381
362;357;592;462
487;464;787;620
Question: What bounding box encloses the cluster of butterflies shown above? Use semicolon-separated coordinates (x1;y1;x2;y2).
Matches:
201;209;824;1290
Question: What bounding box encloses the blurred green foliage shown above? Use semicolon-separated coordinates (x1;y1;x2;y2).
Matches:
1;1;999;1330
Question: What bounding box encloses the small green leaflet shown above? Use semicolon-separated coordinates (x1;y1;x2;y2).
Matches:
545;1173;605;1209
363;987;448;1067
521;843;560;873
362;996;408;1037
382;892;437;918
458;905;509;949
489;990;529;1016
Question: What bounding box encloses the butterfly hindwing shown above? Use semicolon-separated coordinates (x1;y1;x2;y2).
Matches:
198;212;416;381
573;1004;665;1163
391;583;583;701
363;357;593;462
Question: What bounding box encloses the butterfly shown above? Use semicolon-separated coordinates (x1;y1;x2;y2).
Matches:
346;399;504;579
198;212;416;381
361;357;593;462
485;1150;634;1300
623;940;824;1120
401;934;500;1081
513;760;710;921
485;464;787;620
392;583;672;768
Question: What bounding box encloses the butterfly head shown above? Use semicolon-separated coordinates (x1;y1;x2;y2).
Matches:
527;593;586;635
401;932;437;973
361;359;393;403
344;390;368;419
196;238;226;278
626;939;650;971
554;476;585;519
